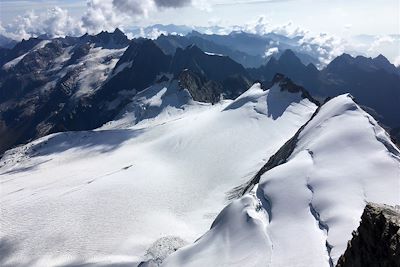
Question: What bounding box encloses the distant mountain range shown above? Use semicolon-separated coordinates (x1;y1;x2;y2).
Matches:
1;61;399;267
1;26;400;267
249;50;400;130
0;28;399;154
0;34;18;49
153;30;320;68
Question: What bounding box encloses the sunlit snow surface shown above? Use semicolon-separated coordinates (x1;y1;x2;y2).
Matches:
163;94;400;267
1;82;399;266
0;83;318;266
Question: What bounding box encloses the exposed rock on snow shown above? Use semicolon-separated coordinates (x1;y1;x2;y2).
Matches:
178;69;222;104
139;236;188;266
336;203;400;267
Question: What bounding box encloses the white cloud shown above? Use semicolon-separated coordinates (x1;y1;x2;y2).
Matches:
298;32;346;66
192;0;213;11
81;0;129;34
368;35;395;52
241;15;271;35
228;16;346;66
1;0;197;39
264;47;279;57
136;27;168;39
271;21;308;37
2;6;83;40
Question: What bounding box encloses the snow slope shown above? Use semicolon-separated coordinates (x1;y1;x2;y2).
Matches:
0;82;317;266
163;94;400;267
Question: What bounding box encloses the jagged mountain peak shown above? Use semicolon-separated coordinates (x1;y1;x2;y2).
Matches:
95;28;126;39
372;53;399;75
278;49;306;66
177;43;205;56
327;52;400;78
113;27;125;35
373;53;389;62
76;28;130;49
171;43;248;82
306;62;319;72
328;53;354;65
118;38;167;67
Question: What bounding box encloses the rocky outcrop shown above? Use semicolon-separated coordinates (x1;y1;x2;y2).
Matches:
171;44;249;82
336;203;400;267
138;236;187;267
178;69;222;104
173;45;252;103
78;28;130;49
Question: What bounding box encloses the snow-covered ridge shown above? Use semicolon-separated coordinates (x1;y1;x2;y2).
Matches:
163;94;400;267
0;82;318;266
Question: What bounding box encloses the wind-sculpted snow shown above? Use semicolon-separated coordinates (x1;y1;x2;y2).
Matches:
0;82;317;266
162;194;273;267
163;94;400;267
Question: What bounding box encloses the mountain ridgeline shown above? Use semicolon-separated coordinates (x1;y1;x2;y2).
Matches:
0;29;399;154
1;28;399;267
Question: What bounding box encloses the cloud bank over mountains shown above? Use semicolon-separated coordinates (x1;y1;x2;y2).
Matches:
0;0;398;66
0;0;193;39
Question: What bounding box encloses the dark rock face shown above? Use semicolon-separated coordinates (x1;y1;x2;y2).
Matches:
65;43;91;66
336;203;400;267
171;45;249;82
171;45;251;102
322;54;400;129
178;69;222;104
268;73;320;105
0;31;132;154
248;50;321;95
78;28;130;49
0;37;42;66
104;38;171;96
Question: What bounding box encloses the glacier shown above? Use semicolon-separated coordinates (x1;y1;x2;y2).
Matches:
0;79;399;267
